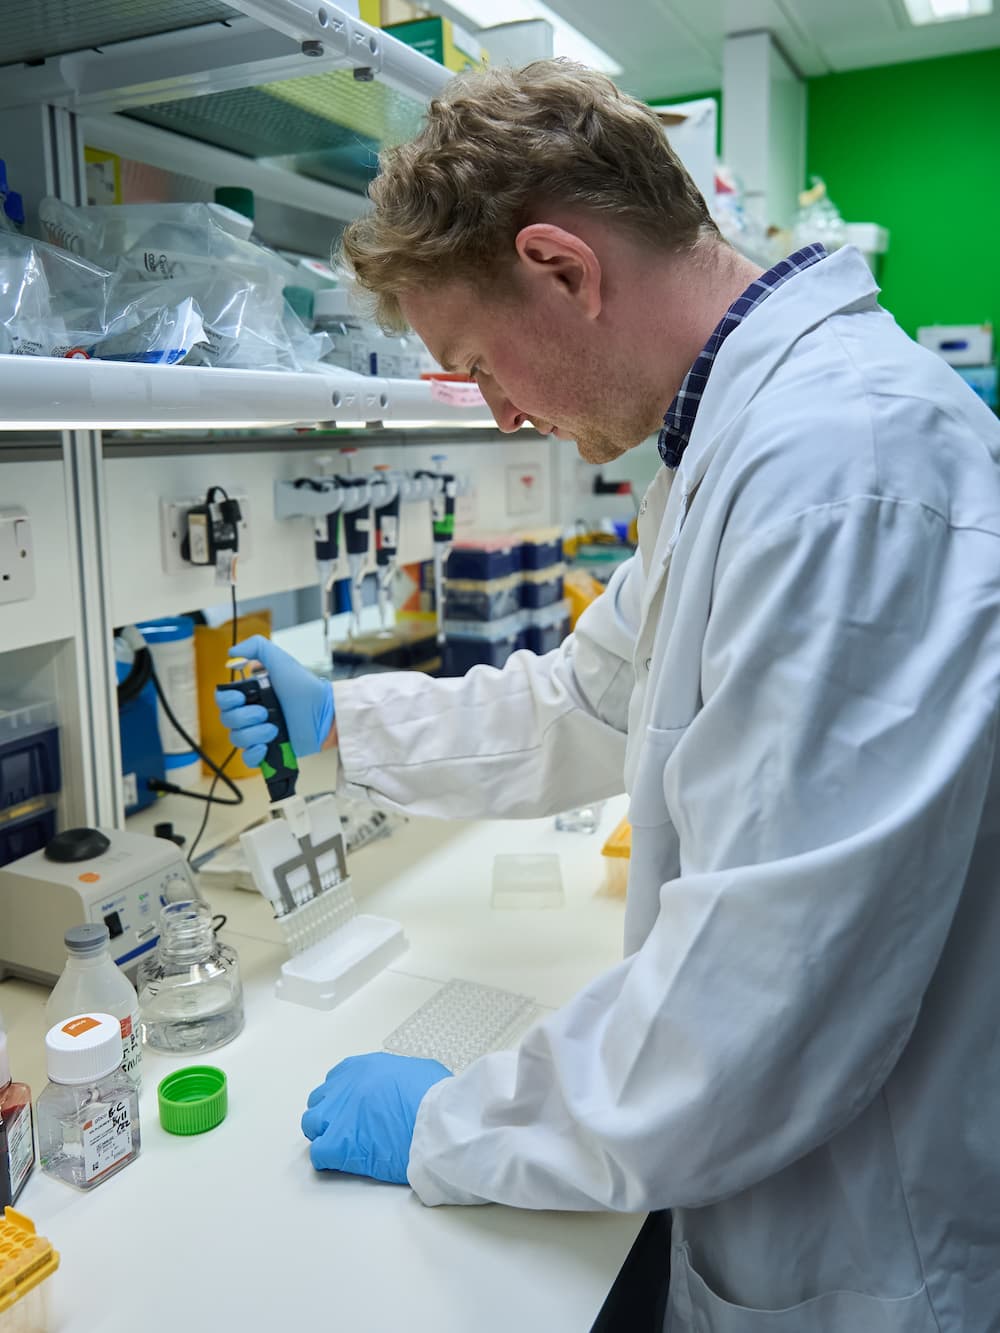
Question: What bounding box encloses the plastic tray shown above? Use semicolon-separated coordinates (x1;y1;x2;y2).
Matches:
444;572;522;622
520;568;565;610
523;611;570;656
0;803;56;869
518;527;563;570
0;701;60;813
0;1206;59;1323
447;538;521;582
601;816;631;898
492;853;565;908
275;915;408;1010
383;977;538;1071
443;633;524;675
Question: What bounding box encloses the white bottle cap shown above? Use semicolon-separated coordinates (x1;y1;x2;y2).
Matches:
45;1013;123;1086
0;1023;10;1088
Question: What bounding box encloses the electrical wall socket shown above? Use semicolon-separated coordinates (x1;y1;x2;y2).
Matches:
0;507;35;605
159;494;253;575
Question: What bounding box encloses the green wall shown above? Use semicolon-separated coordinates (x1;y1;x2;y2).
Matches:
807;49;1000;339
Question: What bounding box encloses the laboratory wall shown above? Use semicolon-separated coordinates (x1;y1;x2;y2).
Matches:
103;432;561;627
806;47;1000;338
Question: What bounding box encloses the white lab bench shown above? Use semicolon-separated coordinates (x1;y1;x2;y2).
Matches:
0;753;641;1333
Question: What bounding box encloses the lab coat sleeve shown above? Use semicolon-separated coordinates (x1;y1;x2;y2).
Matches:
331;554;640;819
407;496;1000;1209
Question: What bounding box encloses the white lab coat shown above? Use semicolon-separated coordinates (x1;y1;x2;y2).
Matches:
335;248;1000;1331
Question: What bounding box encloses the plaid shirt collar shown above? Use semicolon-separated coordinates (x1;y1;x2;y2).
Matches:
657;243;828;469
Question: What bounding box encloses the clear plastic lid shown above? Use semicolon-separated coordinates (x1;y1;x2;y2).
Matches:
522;599;571;630
443;609;524;641
522;562;567;584
0;699;57;744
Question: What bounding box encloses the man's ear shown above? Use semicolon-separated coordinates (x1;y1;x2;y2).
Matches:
514;223;602;319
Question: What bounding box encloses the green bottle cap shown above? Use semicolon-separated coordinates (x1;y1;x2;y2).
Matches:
157;1065;228;1136
214;186;255;220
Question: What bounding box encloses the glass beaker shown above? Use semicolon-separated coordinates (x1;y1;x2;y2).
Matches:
554;802;605;834
137;901;244;1055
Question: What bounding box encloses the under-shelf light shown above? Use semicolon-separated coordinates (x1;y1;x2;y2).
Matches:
901;0;991;24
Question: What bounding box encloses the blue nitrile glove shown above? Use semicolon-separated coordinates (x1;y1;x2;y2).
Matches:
301;1052;452;1184
215;634;335;768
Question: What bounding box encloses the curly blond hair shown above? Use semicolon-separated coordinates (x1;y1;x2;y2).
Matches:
340;60;718;331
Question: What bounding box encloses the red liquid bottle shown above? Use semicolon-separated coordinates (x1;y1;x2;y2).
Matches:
0;1012;35;1207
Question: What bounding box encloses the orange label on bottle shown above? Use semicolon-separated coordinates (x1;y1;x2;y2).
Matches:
62;1015;101;1038
120;1015;132;1039
78;872;101;883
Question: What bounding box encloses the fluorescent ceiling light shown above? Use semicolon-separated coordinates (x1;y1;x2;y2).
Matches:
902;0;991;24
447;0;623;74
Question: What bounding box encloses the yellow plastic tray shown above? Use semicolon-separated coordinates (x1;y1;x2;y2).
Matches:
0;1208;59;1315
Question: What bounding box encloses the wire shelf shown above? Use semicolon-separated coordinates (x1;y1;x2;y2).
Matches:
0;0;238;67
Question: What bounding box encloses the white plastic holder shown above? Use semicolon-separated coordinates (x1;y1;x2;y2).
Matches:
275;914;407;1010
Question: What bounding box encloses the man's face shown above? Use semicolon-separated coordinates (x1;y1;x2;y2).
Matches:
399;278;658;464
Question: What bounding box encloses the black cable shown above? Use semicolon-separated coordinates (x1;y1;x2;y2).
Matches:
187;582;242;865
142;586;244;807
146;674;243;806
187;751;235;865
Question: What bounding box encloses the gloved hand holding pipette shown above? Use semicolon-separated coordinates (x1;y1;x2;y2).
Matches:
301;1053;451;1184
215;635;335;768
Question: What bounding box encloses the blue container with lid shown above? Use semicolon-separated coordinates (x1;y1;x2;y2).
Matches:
0;701;61;814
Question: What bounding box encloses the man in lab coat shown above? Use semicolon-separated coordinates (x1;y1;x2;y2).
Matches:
217;61;1000;1331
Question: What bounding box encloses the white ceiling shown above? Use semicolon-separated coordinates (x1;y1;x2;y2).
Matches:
534;0;1000;98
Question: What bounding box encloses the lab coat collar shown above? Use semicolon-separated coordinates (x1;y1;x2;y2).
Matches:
672;247;881;499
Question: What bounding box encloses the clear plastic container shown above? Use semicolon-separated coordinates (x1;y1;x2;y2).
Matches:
444;572;522;622
45;924;142;1090
37;1014;140;1192
554;802;605;834
447;537;521;582
520;564;566;610
491;854;565;908
523;600;571;655
443;611;525;675
137;901;244;1055
518;527;563;570
601;817;632;898
383;978;538;1072
0;699;60;815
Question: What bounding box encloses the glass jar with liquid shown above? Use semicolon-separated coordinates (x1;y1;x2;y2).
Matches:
137;901;244;1055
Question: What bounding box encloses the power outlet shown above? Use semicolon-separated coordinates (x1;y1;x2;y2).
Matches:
0;507;35;605
159;494;253;575
506;464;543;517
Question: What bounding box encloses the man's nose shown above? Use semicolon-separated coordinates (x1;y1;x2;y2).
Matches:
479;382;526;433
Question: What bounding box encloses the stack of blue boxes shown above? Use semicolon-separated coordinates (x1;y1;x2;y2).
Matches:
443;528;570;675
0;700;61;866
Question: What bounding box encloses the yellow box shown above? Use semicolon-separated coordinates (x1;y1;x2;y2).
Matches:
194;613;271;781
359;0;422;26
600;817;631;898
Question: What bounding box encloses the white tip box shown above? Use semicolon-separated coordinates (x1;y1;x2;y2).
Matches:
917;324;993;367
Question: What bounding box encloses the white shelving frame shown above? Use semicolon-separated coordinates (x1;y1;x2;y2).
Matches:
0;1;493;829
